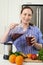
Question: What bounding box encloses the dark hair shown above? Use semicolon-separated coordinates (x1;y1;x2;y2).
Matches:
29;23;34;26
21;6;33;14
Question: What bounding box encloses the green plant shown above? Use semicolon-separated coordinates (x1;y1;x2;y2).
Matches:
10;51;27;58
38;48;43;61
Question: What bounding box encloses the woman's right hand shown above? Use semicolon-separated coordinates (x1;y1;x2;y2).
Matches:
8;23;19;30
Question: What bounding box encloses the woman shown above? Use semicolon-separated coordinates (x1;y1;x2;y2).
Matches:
0;6;43;54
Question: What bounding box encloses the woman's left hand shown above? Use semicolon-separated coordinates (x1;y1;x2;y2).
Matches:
31;36;42;50
31;36;37;45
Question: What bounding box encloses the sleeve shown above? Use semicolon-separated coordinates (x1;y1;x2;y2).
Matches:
37;27;43;44
5;35;13;42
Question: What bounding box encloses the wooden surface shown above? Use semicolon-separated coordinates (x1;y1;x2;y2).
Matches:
24;58;43;63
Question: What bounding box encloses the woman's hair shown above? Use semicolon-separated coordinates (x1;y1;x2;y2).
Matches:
29;23;34;26
21;6;33;14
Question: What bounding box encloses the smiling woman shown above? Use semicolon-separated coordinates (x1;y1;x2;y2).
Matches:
0;5;43;54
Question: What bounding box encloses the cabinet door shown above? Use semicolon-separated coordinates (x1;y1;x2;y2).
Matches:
41;6;43;34
30;6;43;35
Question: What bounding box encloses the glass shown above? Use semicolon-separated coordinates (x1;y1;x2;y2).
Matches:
26;31;34;46
26;36;33;46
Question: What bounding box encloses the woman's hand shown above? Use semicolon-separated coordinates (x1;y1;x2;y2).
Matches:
0;23;19;43
31;36;37;45
31;36;42;50
8;23;19;30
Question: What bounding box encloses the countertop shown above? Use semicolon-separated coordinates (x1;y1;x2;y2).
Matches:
0;54;43;65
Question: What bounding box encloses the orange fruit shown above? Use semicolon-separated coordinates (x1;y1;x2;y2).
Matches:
9;54;16;63
27;54;32;59
15;55;24;65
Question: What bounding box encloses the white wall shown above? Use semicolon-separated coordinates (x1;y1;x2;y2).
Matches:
0;0;43;54
0;0;21;39
0;0;43;39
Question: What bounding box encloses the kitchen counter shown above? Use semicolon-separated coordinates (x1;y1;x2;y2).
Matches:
0;54;43;65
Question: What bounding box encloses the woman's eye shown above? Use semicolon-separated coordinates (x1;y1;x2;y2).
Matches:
24;13;27;16
28;14;32;16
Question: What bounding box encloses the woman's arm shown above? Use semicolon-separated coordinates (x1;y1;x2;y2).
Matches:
33;43;42;50
0;28;10;43
0;23;19;43
31;36;42;50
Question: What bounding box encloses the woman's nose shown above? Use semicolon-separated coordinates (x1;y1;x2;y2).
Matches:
25;15;29;19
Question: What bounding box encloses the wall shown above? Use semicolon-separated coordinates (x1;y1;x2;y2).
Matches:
0;0;43;54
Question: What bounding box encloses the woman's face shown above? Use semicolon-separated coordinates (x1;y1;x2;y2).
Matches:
21;8;32;24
